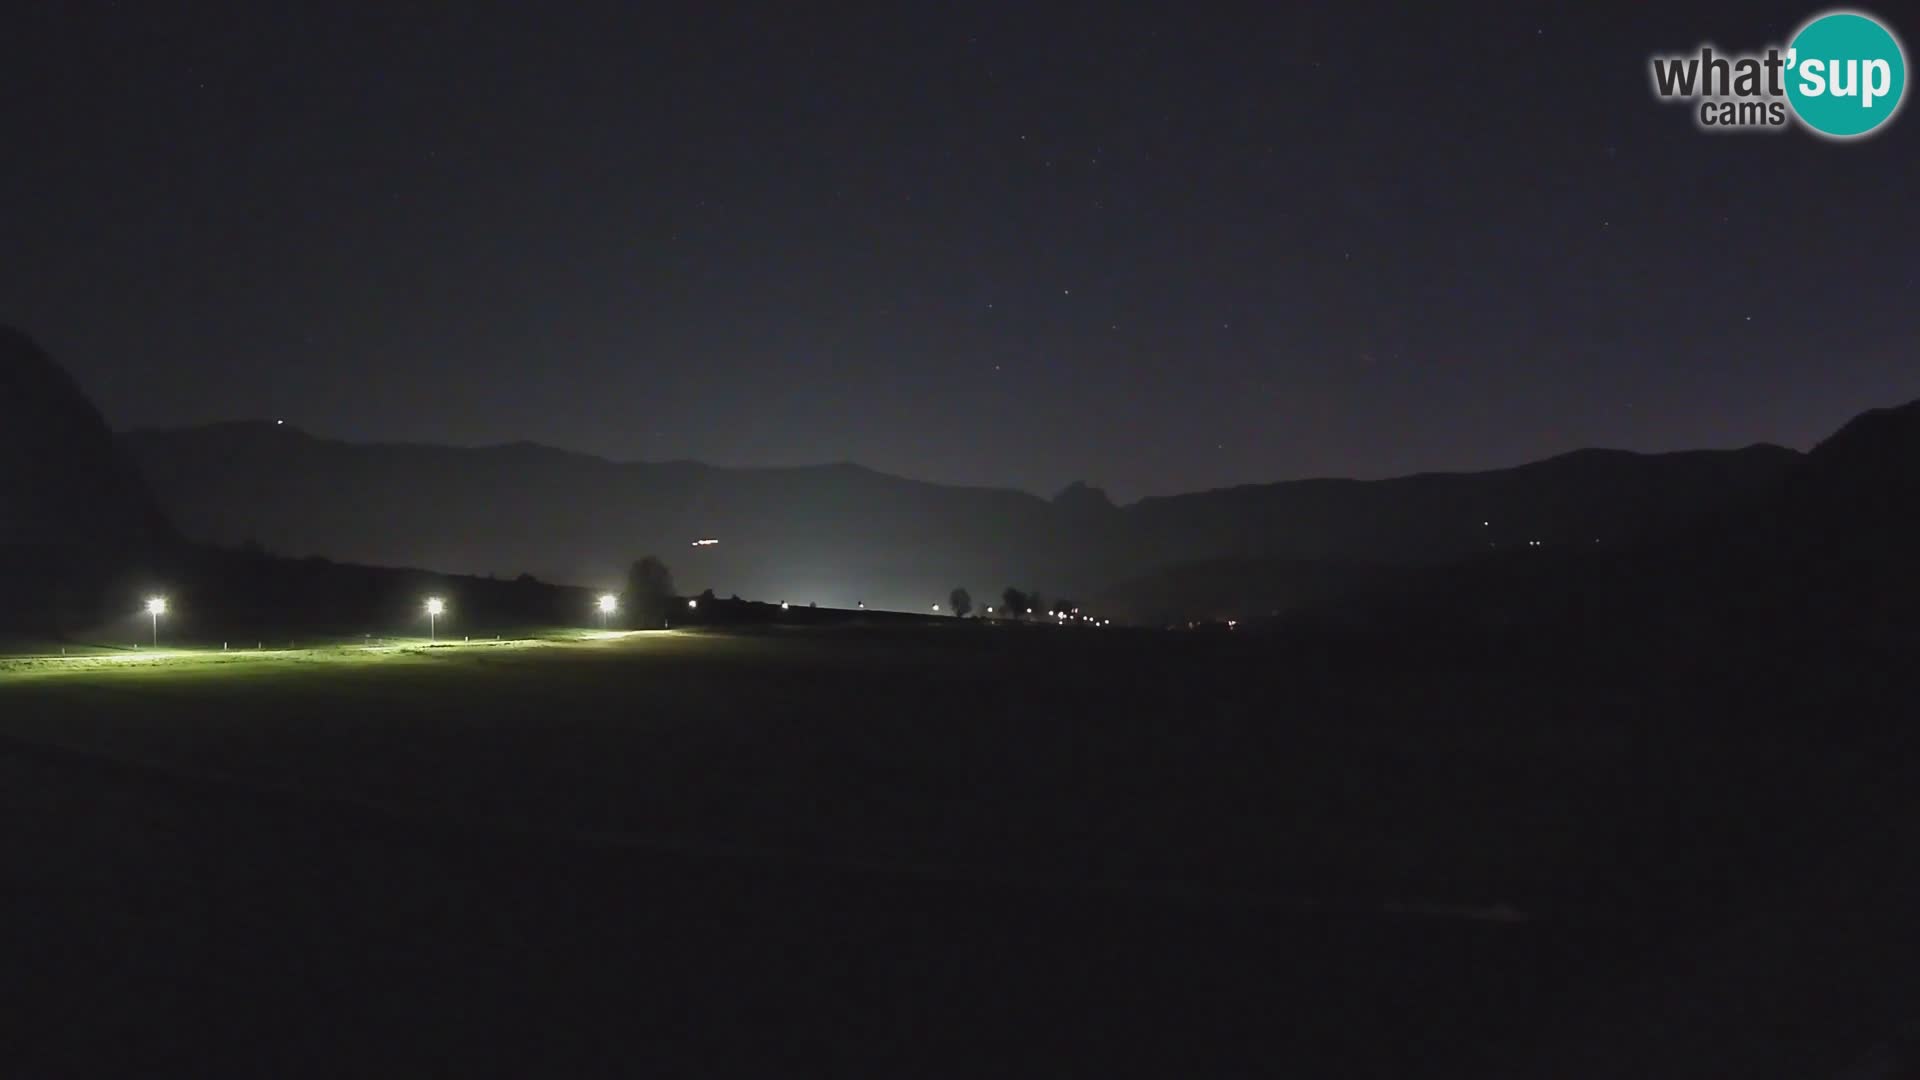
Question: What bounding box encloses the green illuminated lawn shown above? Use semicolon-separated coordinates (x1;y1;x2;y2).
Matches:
0;625;1645;911
0;628;650;678
2;622;1639;1075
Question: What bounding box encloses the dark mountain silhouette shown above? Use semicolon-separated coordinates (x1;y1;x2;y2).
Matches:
1796;399;1920;536
1571;395;1920;654
0;326;174;631
0;326;171;550
122;421;1803;615
1098;444;1804;623
1137;396;1920;677
121;423;1067;611
1123;444;1801;565
0;328;613;639
1757;398;1920;637
1051;480;1119;516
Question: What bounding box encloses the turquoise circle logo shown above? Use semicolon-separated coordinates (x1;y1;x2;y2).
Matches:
1786;10;1907;138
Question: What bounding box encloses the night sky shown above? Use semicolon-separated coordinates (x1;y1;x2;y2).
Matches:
6;1;1915;499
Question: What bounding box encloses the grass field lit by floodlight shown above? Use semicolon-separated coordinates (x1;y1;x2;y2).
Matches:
0;619;1617;1077
0;621;1637;922
0;628;665;680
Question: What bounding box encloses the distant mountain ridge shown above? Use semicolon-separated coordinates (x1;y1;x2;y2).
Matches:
0;330;643;638
121;420;1806;615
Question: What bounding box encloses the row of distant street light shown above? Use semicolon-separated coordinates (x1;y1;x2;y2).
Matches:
133;590;1105;648
968;603;1108;626
428;593;632;641
135;592;626;647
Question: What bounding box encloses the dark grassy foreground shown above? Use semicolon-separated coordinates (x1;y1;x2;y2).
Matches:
0;624;1891;1075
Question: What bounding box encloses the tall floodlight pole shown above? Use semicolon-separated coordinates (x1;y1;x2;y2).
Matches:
146;597;167;647
598;594;618;631
426;597;445;642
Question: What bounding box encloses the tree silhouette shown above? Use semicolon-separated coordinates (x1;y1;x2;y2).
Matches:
624;556;674;629
949;587;972;618
1002;587;1028;617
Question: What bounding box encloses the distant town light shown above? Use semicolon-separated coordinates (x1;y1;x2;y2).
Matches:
781;601;790;610
691;538;719;547
931;603;941;612
687;599;698;609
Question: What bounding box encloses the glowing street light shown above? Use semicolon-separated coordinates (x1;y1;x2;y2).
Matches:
425;597;445;642
145;596;167;647
597;593;618;630
687;598;698;609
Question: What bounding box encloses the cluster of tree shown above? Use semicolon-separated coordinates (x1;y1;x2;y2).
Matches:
623;555;675;629
991;588;1072;617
